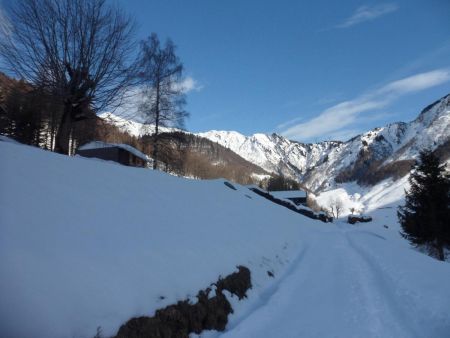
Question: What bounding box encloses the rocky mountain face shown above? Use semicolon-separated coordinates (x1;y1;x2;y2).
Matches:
104;93;450;192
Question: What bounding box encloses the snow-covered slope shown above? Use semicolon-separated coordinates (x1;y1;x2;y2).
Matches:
0;140;309;338
314;176;410;218
1;140;450;338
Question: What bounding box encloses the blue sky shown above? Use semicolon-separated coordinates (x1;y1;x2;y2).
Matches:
4;0;450;142
115;0;450;142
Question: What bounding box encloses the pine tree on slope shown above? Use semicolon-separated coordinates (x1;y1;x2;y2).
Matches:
398;149;450;261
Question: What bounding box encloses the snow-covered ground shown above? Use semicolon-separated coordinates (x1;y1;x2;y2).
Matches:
218;223;450;338
1;140;450;338
315;176;410;216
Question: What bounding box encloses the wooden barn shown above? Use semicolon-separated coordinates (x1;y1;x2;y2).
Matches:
77;141;150;168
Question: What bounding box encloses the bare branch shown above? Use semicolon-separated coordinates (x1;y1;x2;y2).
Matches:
0;0;138;153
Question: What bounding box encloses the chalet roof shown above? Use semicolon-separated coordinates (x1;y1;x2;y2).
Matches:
269;190;307;198
78;141;150;162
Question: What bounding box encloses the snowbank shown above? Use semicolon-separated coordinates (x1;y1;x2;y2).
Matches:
0;141;311;338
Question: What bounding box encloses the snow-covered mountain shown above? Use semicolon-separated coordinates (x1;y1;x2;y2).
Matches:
99;112;178;136
199;93;450;191
197;130;342;187
100;93;449;192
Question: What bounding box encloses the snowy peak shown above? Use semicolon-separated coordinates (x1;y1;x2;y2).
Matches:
197;130;248;152
99;93;449;192
198;93;450;191
99;112;179;136
416;93;450;125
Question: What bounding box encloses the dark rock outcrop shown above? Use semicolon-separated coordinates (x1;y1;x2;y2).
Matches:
115;266;251;338
348;215;373;224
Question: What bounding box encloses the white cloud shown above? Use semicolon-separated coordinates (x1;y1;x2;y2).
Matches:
276;116;304;130
173;76;203;93
337;3;398;28
102;76;203;121
381;70;450;94
281;69;450;141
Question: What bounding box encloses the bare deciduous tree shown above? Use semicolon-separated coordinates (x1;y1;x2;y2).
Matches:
0;0;136;154
137;33;188;170
328;197;344;219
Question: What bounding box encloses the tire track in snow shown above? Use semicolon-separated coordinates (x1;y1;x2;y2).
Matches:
345;231;450;337
221;230;421;338
343;232;419;338
222;241;311;333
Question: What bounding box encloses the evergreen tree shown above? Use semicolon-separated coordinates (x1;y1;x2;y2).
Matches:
398;149;450;260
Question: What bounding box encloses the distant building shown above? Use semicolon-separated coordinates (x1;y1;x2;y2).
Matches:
269;190;308;206
77;141;151;168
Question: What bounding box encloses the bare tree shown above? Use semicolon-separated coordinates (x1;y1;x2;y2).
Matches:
0;0;136;154
137;33;188;170
328;197;344;219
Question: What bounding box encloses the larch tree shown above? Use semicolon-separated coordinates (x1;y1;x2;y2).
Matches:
0;0;137;154
137;33;188;170
398;149;450;261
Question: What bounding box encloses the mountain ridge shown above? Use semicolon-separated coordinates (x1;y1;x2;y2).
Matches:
102;93;450;192
198;93;450;191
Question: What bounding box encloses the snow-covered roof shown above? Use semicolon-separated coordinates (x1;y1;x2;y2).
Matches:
78;141;150;162
269;190;307;198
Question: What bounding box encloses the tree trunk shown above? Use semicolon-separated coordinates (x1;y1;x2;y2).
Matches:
152;130;159;170
54;104;72;154
152;82;160;170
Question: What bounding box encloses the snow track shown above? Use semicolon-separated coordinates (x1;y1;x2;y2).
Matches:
344;232;418;338
222;229;450;338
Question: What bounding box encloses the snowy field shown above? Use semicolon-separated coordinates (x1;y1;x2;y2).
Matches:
1;139;450;338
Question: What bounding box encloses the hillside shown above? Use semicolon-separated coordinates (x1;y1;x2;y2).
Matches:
99;113;270;185
1;138;450;338
0;139;305;338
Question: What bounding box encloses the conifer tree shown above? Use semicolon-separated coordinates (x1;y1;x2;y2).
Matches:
398;149;450;260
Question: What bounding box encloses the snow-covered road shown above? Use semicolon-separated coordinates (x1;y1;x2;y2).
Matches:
222;228;450;338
